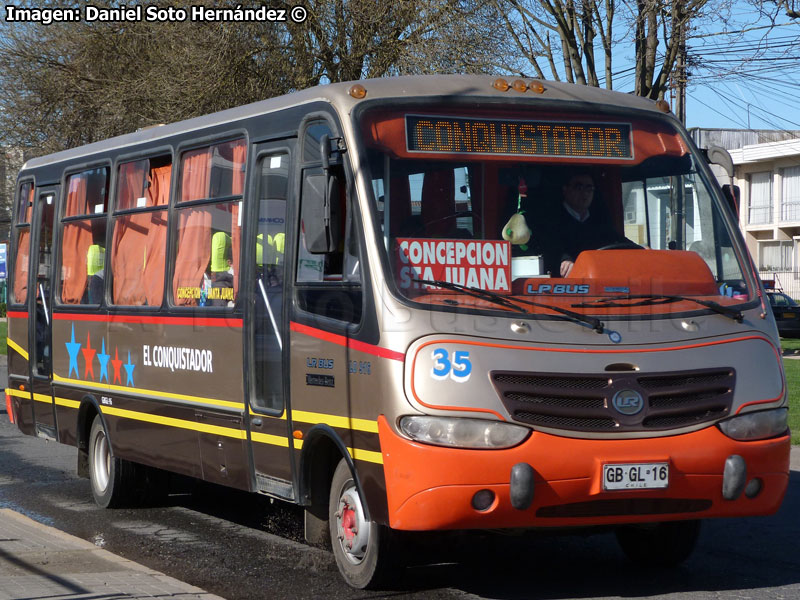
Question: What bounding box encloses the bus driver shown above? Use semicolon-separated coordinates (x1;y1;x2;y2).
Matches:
539;170;629;277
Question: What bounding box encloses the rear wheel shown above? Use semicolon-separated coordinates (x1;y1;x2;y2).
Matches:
329;458;395;589
616;520;701;567
88;415;139;508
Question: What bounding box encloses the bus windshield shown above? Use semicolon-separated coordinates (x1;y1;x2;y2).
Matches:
361;107;750;318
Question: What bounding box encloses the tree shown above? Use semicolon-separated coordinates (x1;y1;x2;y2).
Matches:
494;0;708;100
0;0;504;156
0;16;294;155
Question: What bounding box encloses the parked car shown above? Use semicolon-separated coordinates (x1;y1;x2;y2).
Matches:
766;291;800;337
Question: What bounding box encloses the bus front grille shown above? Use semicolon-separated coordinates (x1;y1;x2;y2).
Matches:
490;368;735;433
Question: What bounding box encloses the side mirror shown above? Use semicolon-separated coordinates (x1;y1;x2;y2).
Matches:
301;171;341;254
705;145;734;178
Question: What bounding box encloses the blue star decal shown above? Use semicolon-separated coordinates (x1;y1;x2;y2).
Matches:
65;324;82;379
97;338;111;383
124;350;135;387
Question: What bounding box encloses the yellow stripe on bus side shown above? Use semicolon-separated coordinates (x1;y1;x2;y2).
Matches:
291;410;379;434
100;406;248;440
11;389;79;410
248;407;379;434
56;397;81;409
52;373;243;411
289;438;383;465
349;447;383;464
16;383;383;464
251;431;290;447
7;338;29;361
100;406;383;463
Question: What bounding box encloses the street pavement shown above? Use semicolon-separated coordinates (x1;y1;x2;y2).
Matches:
0;508;224;600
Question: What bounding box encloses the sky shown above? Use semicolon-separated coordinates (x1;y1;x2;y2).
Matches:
681;3;800;131
588;1;800;131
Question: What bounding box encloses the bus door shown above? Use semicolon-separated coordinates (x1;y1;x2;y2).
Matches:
28;187;57;440
247;142;296;499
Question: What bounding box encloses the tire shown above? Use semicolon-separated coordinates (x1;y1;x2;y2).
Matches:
616;520;701;567
88;415;139;508
329;458;395;589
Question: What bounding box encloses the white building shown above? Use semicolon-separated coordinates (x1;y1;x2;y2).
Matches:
730;138;800;293
691;129;800;296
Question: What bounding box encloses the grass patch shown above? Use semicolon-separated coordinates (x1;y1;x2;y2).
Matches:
781;349;800;445
0;320;6;355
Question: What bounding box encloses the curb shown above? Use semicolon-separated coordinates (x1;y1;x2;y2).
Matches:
0;508;225;600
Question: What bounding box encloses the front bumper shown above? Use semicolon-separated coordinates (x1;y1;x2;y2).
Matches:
378;416;790;530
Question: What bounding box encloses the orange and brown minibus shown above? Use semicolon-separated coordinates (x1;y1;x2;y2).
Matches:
5;75;790;588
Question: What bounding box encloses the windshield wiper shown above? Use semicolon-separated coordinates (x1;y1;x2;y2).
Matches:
413;278;605;333
571;294;744;323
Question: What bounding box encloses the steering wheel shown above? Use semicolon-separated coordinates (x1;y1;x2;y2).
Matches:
596;240;644;250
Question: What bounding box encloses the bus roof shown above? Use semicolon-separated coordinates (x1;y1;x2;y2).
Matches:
20;75;671;172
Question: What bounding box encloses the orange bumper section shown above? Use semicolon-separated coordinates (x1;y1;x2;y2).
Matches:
378;416;790;531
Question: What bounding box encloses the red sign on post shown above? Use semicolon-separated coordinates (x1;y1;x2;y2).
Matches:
396;238;512;294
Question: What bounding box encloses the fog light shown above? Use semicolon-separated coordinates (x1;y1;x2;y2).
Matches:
745;478;763;498
471;489;495;511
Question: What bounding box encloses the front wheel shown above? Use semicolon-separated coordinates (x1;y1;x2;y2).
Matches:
88;415;139;508
616;520;701;567
329;458;395;589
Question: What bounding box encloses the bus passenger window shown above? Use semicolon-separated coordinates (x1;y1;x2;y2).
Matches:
110;156;171;306
60;167;109;305
11;182;34;304
172;139;246;307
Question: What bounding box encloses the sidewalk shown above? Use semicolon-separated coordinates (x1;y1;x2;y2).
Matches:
0;509;224;600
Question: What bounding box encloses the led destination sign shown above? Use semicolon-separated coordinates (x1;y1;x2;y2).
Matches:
406;115;633;159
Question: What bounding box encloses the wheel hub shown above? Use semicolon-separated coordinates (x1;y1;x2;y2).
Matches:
336;486;370;564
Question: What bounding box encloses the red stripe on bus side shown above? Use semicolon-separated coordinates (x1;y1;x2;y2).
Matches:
290;321;405;362
7;311;27;319
52;313;243;328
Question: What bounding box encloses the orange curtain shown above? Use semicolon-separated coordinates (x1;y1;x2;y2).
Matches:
143;210;167;306
140;164;171;306
17;184;33;223
117;161;145;211
174;150;212;305
230;140;246;298
181;148;211;202
111;162;147;304
172;207;211;306
147;164;171;206
61;176;92;303
111;214;148;305
12;228;30;303
65;173;89;216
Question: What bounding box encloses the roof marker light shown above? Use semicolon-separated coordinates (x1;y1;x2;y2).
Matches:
529;80;546;94
512;79;528;93
349;84;367;99
493;78;510;92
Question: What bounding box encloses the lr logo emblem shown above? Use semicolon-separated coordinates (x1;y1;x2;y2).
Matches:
612;389;644;415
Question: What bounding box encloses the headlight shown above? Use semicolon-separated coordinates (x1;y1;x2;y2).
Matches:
399;415;530;449
718;408;788;441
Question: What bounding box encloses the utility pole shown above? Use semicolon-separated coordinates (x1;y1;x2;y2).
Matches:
675;2;687;125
